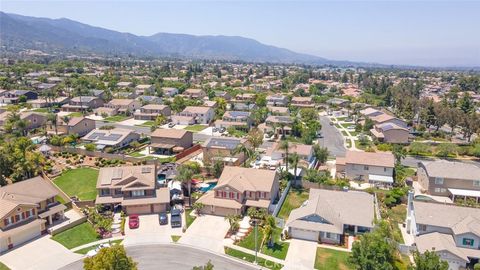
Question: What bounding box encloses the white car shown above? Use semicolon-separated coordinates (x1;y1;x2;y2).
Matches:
86;243;111;257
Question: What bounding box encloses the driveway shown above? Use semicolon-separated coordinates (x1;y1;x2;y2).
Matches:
283;239;318;270
123;214;183;246
179;215;230;253
0;236;81;270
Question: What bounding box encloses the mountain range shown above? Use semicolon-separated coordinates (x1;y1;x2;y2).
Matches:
0;12;361;66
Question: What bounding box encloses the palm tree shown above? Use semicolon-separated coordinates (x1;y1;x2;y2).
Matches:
278;140;290;172
47;113;58;135
175;165;194;206
313;144;329;165
233;143;253;167
289;153;300;183
261;215;277;248
225;214;241;234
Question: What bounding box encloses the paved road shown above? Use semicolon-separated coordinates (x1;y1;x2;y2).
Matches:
318;116;346;157
60;244;258;270
402;156;480;168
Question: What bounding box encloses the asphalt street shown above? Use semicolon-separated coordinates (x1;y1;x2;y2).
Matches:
60;244;259;270
318;116;346;157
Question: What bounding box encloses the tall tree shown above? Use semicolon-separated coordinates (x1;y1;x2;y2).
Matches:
84;245;137;270
233;143;253;167
408;250;448;270
175;165;194;206
278;141;290;173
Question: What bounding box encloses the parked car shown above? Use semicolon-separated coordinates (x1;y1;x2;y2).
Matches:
173;204;184;213
168;122;176;128
128;215;140;229
219;127;226;133
159;212;168;225
171;209;182;228
213;127;218;132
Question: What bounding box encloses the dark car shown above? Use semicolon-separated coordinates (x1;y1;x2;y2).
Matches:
159;212;168;225
128;215;139;229
171;209;182;228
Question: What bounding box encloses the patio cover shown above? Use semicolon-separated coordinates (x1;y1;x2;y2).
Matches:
38;204;67;218
368;174;393;183
150;143;176;149
449;188;480;198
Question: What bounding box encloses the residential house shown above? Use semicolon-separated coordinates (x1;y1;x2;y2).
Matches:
196;167;280;216
417;160;480;201
336;150;395;186
267;106;290;116
214;91;232;101
1;90;38;104
232;103;257;111
133;104;171;121
35;83;56;92
234;93;256;102
149;129;193;155
82;128;140;150
115;91;136;99
116;82;133;89
327;98;350;107
137;95;162;105
0;111;46;131
214;111;253;131
267;94;289;107
61;96;104;112
264;142;314;166
202;137;247;166
27;97;69;108
172;106;214;125
0;176;67;252
291;96;315;108
286;188;374;243
134;84;154;96
259;115;293;136
95;165;170;215
46;116;95;136
182;89;206;100
370;123;409;143
105;99;141;114
162;87;178;97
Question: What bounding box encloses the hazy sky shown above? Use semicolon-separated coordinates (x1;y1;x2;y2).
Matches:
1;0;480;67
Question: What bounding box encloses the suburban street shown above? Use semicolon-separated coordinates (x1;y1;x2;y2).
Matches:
318;115;346;157
60;244;259;270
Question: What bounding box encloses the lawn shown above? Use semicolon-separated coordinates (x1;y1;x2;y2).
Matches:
136;121;155;127
224;247;283;270
54;168;99;201
32;108;50;113
183;124;207;132
0;262;10;270
277;188;309;220
68;112;83;117
186;209;196;228
129;151;145;157
314;247;352;270
74;239;123;254
104;115;129;122
52;222;100;249
171;235;181;242
236;227;289;260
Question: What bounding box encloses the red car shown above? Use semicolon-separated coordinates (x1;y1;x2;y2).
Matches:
128;215;139;229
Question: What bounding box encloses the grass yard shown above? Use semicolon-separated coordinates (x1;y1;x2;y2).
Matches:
171;235;181;242
0;262;10;270
277;188;309;220
183;124;207;132
54;168;99;201
52;222;100;249
68;112;83;117
224;247;283;270
136;120;155;127
104;115;129;122
236;227;289;260
74;239;123;254
314;247;352;270
32;108;50;113
341;131;348;136
129;151;145;157
186;209;196;228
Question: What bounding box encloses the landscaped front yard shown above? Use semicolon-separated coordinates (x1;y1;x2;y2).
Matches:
236;227;289;260
52;222;100;249
277;188;309;220
74;239;123;254
224;247;283;270
314;247;352;270
183;124;207;132
104;115;129;122
0;262;10;270
186;209;196;228
54;167;99;201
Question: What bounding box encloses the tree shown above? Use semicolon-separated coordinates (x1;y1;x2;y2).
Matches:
246;128;263;152
192;202;205;216
233;143;253;167
436;143;458;157
313;145;329;165
47;113;58;135
408;250;448;270
84;245;137;270
278;140;290;172
192;261;214;270
289;153;300;183
225;214;241;234
409;142;431;156
392;144;406;165
175;165;194;206
260;215;277;248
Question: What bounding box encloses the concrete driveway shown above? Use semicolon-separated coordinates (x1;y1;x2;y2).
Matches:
283;239;318;270
179;215;229;253
123;214;183;246
0;236;81;270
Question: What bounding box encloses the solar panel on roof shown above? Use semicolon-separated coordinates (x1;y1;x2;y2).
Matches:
102;134;123;141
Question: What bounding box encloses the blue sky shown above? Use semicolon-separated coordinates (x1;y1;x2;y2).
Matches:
1;0;480;67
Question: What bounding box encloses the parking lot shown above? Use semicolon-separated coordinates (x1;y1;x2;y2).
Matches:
123;213;184;246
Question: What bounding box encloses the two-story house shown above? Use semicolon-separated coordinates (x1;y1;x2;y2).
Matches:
267;94;289;107
1;90;38;104
172;106;214;125
370;122;409;143
258;115;294;137
134;84;154;96
202;137;247;166
197;167;280;216
95;165;170;215
105;99;141;115
61;96;104;112
417;160;480;201
149;129;193;155
214;111;253;131
336;150;395;186
46;116;95;136
291;96;315;108
286;188;374;244
162;87;179;97
0;176;66;252
0;111;47;131
181;89;206;100
133;104;171;121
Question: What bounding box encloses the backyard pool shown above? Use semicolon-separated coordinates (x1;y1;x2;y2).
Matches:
199;182;217;192
157;174;166;186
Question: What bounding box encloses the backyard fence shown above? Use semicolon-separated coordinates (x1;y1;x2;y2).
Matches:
272;181;291;217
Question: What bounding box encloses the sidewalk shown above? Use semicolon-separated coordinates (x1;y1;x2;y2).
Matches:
224;243;285;265
70;236;125;252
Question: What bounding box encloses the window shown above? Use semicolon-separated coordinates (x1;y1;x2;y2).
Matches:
364;166;369;171
384;167;387;172
326;232;331;238
131;190;145;197
463;238;474;247
418;224;427;231
435;178;444;185
4;217;13;226
434;188;446;193
474;181;480;187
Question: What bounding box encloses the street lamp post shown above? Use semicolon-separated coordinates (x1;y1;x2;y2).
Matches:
252;218;259;265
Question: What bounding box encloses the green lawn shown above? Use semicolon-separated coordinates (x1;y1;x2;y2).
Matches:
171;235;181;242
224;247;283;270
236;227;289;260
183;125;207;132
0;262;10;270
129;151;145;157
186;209;196;228
52;222;100;249
341;131;348;136
277;188;309;220
136;121;155;127
104;115;129;122
54;168;99;201
32;108;50;113
74;239;123;254
68;112;83;117
314;247;353;270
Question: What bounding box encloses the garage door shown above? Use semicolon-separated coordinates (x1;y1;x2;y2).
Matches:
12;223;42;249
207;206;238;216
290;228;319;241
126;205;152;215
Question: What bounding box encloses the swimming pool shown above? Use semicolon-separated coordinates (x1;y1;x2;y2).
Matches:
199;182;217;192
157;174;166;185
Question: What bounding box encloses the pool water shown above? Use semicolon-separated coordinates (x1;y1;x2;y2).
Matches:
200;182;217;192
157;175;166;185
